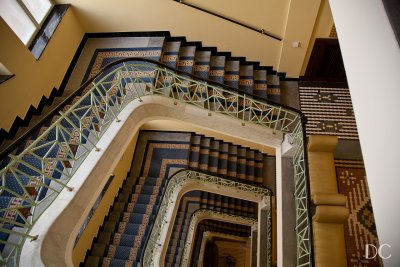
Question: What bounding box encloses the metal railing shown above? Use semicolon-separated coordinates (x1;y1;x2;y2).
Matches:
174;1;282;41
0;58;312;266
181;209;257;267
141;170;271;267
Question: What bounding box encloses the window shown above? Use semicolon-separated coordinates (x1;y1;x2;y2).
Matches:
0;0;53;45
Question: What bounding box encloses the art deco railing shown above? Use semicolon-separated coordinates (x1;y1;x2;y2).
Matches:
181;208;257;266
0;58;312;266
141;170;271;266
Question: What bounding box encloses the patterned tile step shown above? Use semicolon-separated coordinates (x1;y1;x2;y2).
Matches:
253;69;268;98
162;41;181;68
267;74;281;103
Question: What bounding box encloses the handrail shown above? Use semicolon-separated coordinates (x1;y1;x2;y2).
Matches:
139;168;272;266
0;57;302;160
174;0;282;41
140;169;272;266
0;58;313;266
181;209;257;267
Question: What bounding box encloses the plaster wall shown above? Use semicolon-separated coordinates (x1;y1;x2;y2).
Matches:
0;8;84;132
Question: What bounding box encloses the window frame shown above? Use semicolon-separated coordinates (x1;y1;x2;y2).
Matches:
0;0;54;46
17;0;54;46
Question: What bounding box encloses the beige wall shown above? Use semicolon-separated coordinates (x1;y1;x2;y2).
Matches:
56;0;327;78
72;131;138;266
185;0;290;38
300;0;334;75
0;0;332;132
56;0;282;68
277;0;322;77
0;8;84;132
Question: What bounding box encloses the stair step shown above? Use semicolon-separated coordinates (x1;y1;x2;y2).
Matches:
217;142;229;176
227;144;238;178
103;219;151;235
224;60;240;89
198;137;211;171
246;149;255;182
209;55;226;84
239;64;254;94
188;134;201;168
162;41;181;68
254;69;268;98
133;184;161;195
236;147;247;180
208;140;220;174
267;74;281;103
90;257;139;267
194;50;211;79
177;46;196;74
102;243;145;261
255;152;264;184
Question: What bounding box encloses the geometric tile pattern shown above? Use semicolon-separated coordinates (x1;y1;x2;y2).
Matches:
81;47;164;84
299;87;359;140
335;160;382;267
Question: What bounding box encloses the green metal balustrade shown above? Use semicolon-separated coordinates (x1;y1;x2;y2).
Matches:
0;58;312;266
142;170;272;267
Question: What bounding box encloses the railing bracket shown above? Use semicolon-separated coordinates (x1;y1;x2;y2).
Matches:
66;186;74;192
29;235;39;241
95;147;101;152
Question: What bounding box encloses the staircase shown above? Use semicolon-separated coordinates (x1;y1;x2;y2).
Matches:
165;190;257;266
0;33;284;266
188;134;265;184
84;176;164;267
160;37;282;104
191;220;252;267
82;130;272;266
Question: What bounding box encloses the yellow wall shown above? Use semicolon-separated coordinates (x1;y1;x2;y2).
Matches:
72;131;139;266
300;0;334;76
55;0;329;78
0;0;332;132
277;0;322;77
56;0;282;70
0;8;84;132
185;0;290;38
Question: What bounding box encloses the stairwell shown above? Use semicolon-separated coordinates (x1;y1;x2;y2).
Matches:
0;33;288;266
82;130;274;267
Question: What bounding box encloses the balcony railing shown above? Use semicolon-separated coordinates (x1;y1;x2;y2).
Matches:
0;58;312;266
142;169;271;266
